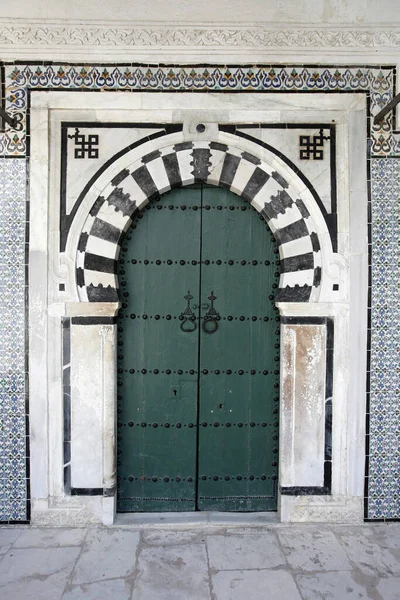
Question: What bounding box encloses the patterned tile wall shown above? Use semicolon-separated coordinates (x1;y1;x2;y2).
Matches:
367;158;400;519
0;63;398;521
0;158;28;522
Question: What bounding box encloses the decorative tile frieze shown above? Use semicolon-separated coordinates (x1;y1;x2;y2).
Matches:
1;64;398;157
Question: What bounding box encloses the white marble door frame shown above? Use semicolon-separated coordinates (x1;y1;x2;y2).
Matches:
29;91;367;524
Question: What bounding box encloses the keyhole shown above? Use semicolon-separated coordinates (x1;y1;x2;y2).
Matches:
173;390;177;396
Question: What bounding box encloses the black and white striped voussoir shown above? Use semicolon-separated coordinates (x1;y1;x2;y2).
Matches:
76;141;322;303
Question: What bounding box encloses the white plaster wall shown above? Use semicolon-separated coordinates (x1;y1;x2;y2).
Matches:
1;0;398;23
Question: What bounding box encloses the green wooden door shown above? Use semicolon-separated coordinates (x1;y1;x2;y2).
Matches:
117;185;279;512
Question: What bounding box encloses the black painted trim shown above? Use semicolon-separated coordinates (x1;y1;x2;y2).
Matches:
0;519;31;525
220;153;241;188
191;148;212;181
262;190;294;220
106;187;136;217
84;253;117;274
131;164;158;199
71;316;117;325
23;153;31;523
364;105;373;520
241;167;270;202
87;284;119;303
62;318;72;495
280;485;331;496
274;219;309;246
281;316;327;325
275;284;312;302
162;152;182;188
280;253;314;273
71;488;103;496
280;316;333;496
91;218;121;244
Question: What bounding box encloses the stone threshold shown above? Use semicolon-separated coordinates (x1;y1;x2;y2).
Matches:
114;511;279;528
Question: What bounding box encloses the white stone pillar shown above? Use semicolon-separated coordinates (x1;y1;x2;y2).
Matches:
277;303;333;522
65;302;119;525
279;322;327;488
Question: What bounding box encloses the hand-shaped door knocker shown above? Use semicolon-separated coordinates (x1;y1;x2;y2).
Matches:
179;291;197;332
202;291;220;334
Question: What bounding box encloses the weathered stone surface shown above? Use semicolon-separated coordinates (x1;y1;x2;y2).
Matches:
63;579;132;600
0;527;23;547
0;547;80;600
71;529;140;584
207;532;285;571
142;529;208;546
338;532;400;576
14;527;87;548
132;542;210;600
296;571;372;599
377;577;400;599
212;569;301;600
278;530;351;571
373;524;400;552
0;524;398;599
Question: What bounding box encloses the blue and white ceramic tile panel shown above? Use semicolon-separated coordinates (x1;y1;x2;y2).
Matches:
368;158;400;520
0;158;28;522
0;63;399;521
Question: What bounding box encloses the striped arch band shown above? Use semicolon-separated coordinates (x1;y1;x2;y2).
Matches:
76;140;322;302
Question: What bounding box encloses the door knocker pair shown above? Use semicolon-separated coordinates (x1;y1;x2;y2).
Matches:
180;291;220;334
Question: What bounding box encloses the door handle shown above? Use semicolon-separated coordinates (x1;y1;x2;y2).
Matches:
202;291;220;334
179;291;197;332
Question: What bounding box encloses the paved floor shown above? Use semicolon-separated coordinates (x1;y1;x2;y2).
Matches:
0;522;399;599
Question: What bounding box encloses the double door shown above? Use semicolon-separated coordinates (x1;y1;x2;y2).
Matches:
117;185;280;512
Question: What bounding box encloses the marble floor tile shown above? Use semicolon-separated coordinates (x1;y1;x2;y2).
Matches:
14;527;87;548
62;578;132;600
212;569;301;600
0;547;80;600
337;532;400;576
296;571;372;599
0;526;23;547
278;530;351;572
142;528;208;546
132;542;210;600
376;577;400;600
207;532;285;571
71;529;140;584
